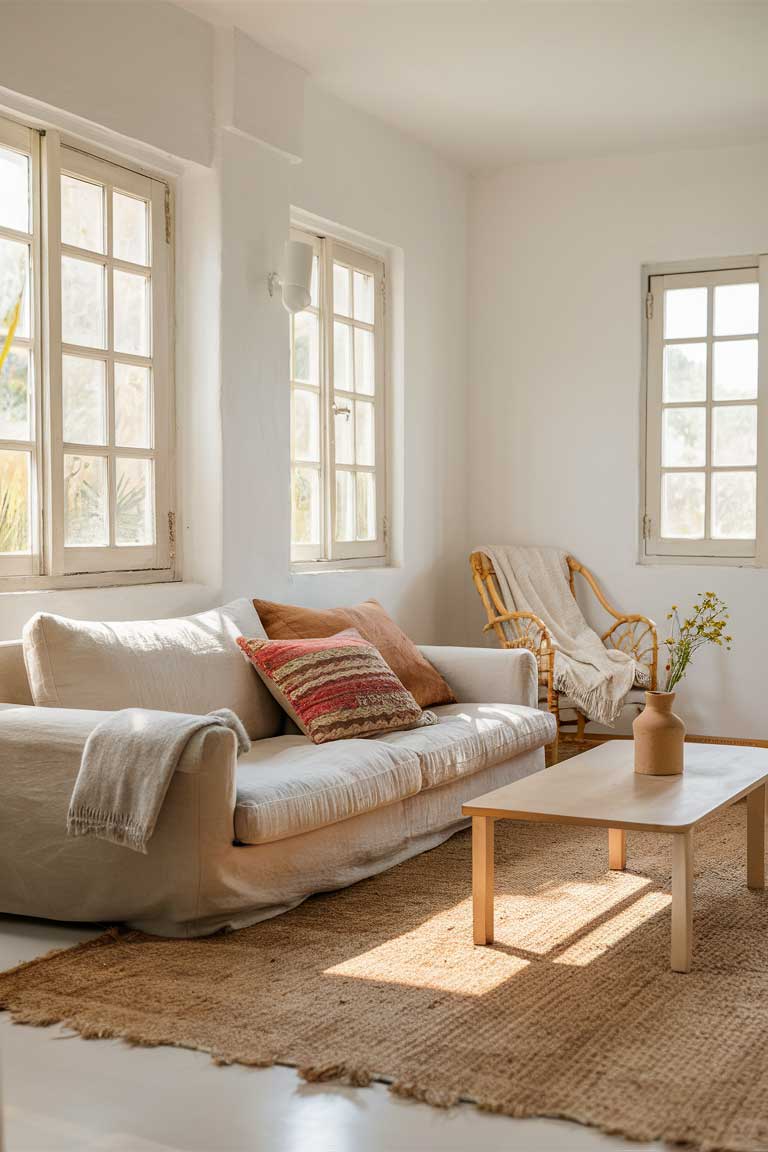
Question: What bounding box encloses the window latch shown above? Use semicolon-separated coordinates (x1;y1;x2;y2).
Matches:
332;402;351;421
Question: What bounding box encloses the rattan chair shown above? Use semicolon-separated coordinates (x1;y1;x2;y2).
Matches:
470;551;658;761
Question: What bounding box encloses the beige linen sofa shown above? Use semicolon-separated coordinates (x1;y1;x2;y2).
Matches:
0;605;555;938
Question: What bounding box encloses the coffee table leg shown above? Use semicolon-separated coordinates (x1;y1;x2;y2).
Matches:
472;816;494;945
671;829;693;973
747;784;765;890
608;828;626;870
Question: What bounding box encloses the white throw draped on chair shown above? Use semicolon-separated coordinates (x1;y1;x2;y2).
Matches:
477;545;648;727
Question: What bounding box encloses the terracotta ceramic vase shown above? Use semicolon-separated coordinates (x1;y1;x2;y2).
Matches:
633;691;686;775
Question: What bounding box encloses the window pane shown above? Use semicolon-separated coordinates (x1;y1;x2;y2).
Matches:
355;401;375;465
333;399;354;465
335;469;355;541
713;339;758;400
64;453;107;546
115;363;151;448
663;343;706;402
0;146;29;233
61;256;105;348
333;321;353;391
61;175;104;254
712;471;756;539
356;471;375;540
712;405;757;466
292;311;319;385
0;449;30;553
353;270;374;324
333;263;351;317
661;407;705;467
116;457;154;546
0;347;30;440
292;467;320;545
113;192;148;264
354;328;374;395
664;288;706;339
714;283;759;337
62;356;106;445
114;269;150;356
0;237;29;339
293;387;320;462
661;472;705;539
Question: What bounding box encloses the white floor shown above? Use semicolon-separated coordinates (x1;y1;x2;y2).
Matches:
0;916;664;1152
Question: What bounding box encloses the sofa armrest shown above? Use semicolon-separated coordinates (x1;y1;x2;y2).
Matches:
0;706;238;929
418;645;539;709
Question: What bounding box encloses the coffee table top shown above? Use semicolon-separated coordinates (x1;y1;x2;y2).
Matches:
462;741;768;833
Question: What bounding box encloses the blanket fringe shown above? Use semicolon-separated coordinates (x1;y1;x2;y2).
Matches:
67;806;149;854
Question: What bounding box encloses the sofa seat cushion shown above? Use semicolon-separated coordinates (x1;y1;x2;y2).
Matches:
234;735;421;845
375;703;556;790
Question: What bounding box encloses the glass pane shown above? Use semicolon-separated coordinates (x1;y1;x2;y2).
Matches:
0;237;29;339
61;175;104;254
714;283;759;337
115;363;151;448
309;255;319;309
353;270;374;324
712;405;757;466
355;401;374;465
663;343;706;402
0;449;30;553
712;471;756;539
356;471;375;540
333;263;351;317
661;472;705;539
713;338;758;400
293;387;319;462
292;311;319;385
113;192;148;264
354;328;374;395
335;469;355;541
333;321;353;391
292;466;319;546
0;146;29;233
64;453;107;547
0;347;30;440
61;256;105;348
116;457;153;546
62;356;106;445
333;398;354;465
661;407;705;467
114;269;150;356
664;287;707;340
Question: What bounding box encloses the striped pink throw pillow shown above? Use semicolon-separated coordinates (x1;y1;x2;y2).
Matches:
237;629;434;744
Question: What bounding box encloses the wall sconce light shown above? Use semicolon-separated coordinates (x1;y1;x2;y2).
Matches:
267;239;313;313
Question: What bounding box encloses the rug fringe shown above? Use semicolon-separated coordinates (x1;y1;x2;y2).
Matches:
298;1062;372;1088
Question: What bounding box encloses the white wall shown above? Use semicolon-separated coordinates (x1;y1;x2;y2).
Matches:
0;7;469;647
469;142;768;737
219;83;469;644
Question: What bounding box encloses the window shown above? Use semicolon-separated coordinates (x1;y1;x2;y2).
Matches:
643;258;767;562
290;226;387;565
0;113;174;586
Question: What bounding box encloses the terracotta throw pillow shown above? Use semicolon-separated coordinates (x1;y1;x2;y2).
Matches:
237;630;435;744
251;597;456;709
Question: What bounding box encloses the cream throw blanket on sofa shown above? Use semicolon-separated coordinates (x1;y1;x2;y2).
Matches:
68;708;250;853
478;545;647;727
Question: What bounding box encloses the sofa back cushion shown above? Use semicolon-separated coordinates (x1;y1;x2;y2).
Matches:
252;597;456;710
22;599;282;740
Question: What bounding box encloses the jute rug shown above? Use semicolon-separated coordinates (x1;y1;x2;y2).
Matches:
2;805;768;1152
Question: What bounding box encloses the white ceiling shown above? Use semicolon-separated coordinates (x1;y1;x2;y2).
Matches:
179;0;768;171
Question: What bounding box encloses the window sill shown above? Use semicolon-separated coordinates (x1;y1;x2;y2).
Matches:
291;557;393;575
638;554;763;568
0;569;178;595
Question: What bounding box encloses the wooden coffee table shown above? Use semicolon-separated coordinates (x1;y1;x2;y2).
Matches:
462;741;768;972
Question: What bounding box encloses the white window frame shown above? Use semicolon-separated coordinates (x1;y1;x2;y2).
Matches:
0;112;175;589
641;255;768;566
290;224;388;568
